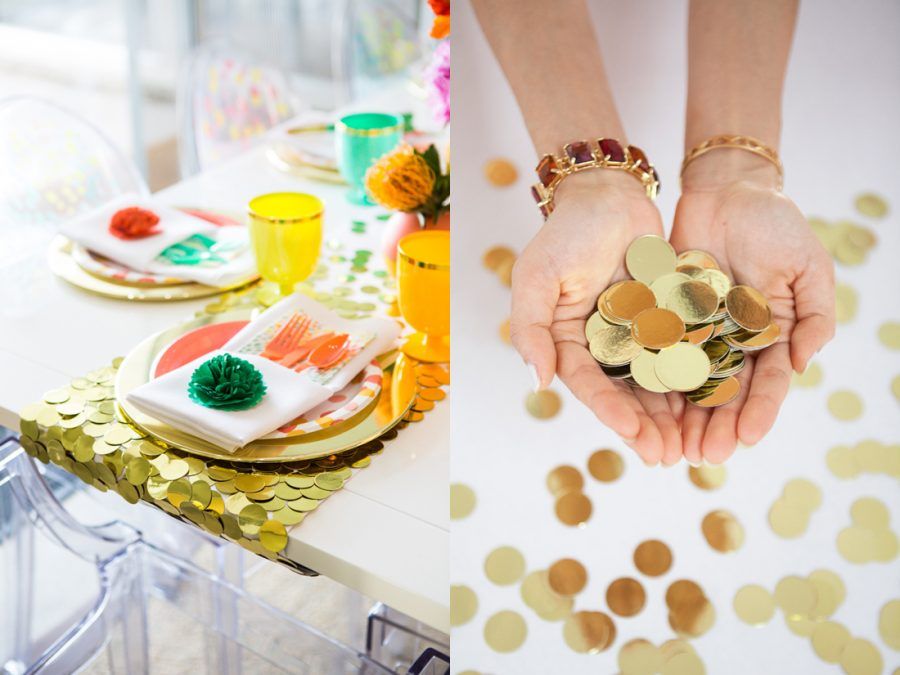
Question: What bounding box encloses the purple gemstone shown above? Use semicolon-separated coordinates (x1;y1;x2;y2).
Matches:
565;141;593;164
531;185;543;203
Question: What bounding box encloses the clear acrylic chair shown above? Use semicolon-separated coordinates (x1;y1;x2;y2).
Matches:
0;437;398;674
0;96;148;318
176;40;296;178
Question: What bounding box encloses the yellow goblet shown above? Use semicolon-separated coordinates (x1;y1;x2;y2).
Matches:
248;192;323;296
396;230;450;363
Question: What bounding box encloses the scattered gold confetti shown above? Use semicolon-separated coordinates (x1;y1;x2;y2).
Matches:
827;390;863;421
733;584;775;626
484;610;527;653
837;497;898;564
792;361;823;387
587;448;624;482
450;483;477;519
618;639;664;675
499;318;511;344
547;558;587;596
879;321;900;349
633;540;673;577
484;158;518;186
701;510;744;552
878;599;900;650
450;585;478;626
484;546;526;586
520;570;573;621
606;577;647;617
555;491;592;527
839;638;883;675
827;440;899;480
855;192;889;218
666;580;715;638
546;465;584;496
525;389;561;419
563;610;616;653
687;464;726;490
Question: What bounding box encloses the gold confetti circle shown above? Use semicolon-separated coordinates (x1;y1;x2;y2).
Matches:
499;318;511;344
547;558;587;596
891;375;900;402
618;639;664;675
768;498;810;538
259;519;288;553
563;610;616;654
879;599;900;650
625;235;677;285
851;497;890;529
633;540;673;577
878;322;900;349
450;585;478;626
839;637;883;675
606;577;647;617
783;478;822;511
629;349;671;393
665;281;719;325
827;390;863;421
835;284;858;324
555;492;592;527
484;546;526;586
450;483;477;519
701;510;744;552
520;570;573;621
484;158;518;186
632;308;686;350
660;652;706;675
483;610;527;653
726;285;772;332
733;584;775;625
774;576;817;618
587;449;624;482
793;362;823;387
546;465;584;496
525;390;562;419
855;192;888;218
482;245;516;272
811;621;850;663
687;464;726;490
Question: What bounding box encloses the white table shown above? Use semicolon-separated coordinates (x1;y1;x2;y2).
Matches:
0;146;450;633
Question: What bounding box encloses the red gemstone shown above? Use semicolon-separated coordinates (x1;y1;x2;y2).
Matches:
539;203;551;218
651;167;660;188
536;155;557;187
598;138;626;162
564;141;593;164
628;145;650;171
531;185;543;203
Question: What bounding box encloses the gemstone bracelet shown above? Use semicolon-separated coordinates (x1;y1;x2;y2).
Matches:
530;138;660;218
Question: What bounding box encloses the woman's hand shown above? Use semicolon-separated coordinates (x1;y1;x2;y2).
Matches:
670;154;835;464
511;170;684;465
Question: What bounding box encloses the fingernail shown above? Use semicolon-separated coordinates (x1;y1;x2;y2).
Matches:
686;460;702;467
527;363;541;392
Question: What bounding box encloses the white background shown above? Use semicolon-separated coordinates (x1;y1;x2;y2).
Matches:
451;0;900;673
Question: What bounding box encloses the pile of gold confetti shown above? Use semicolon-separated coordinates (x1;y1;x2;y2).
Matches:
586;235;780;407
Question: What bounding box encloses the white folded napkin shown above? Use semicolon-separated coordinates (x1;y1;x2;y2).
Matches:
126;294;401;452
59;193;256;287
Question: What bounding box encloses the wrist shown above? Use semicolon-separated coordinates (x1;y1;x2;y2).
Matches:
681;148;781;193
554;167;648;202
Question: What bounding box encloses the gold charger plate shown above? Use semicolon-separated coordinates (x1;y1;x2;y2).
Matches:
48;235;259;301
114;309;418;463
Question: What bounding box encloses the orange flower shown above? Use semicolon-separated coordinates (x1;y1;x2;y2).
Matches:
365;145;436;212
430;14;450;39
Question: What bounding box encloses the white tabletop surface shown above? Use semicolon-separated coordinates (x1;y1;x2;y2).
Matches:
0;145;449;633
452;0;900;672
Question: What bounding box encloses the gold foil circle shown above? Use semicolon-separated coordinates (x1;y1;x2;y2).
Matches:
839;638;883;675
633;540;673;577
450;483;477;519
854;192;888;218
603;280;657;323
723;322;781;350
483;610;527;653
701;510;744;552
733;584;775;625
484;546;526;586
700;268;732;300
655;343;711;392
827;390;864;421
630;349;672;394
563;611;616;653
618;639;664;675
811;621;851;663
521;570;574;621
688;464;726;490
606;577;647;617
450;585;478;626
687;376;741;407
548;558;588;596
626;235;677;284
665;281;719;324
587;449;624;483
774;576;817;618
725;286;772;332
525;390;562;419
631;308;686;350
555;492;592;527
650;272;692;306
879;599;900;650
677;249;719;269
546;465;584;496
590;324;643;366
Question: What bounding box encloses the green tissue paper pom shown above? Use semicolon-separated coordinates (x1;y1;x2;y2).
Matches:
188;354;266;411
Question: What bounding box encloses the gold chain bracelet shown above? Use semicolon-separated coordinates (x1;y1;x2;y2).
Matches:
681;135;783;190
530;138;660;218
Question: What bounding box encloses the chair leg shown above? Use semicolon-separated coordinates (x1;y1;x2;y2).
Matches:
101;544;150;675
209;542;244;675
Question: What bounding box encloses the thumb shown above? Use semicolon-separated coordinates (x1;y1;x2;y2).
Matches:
509;251;560;390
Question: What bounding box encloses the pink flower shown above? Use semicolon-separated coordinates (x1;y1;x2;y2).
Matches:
425;40;450;126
